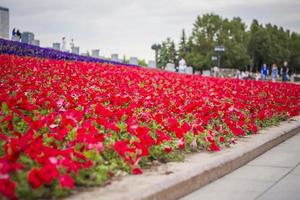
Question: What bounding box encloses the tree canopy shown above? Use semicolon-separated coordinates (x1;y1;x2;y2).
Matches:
154;14;300;73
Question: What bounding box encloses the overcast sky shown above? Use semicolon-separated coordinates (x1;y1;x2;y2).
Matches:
1;0;300;61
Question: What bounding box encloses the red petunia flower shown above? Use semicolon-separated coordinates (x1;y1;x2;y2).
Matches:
59;174;74;189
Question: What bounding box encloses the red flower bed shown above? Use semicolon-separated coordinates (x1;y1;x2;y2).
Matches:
0;54;299;199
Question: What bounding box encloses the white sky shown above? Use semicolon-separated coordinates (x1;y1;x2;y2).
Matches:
1;0;300;61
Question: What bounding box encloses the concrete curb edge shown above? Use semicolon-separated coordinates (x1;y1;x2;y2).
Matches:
147;121;300;200
67;116;300;200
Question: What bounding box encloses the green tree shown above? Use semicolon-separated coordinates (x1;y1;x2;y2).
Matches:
220;17;251;69
248;20;273;71
186;14;250;70
178;29;188;60
249;28;273;69
248;21;293;71
169;40;177;65
265;24;291;64
122;55;129;64
186;14;223;70
290;32;300;73
157;38;177;68
154;14;300;72
138;59;147;67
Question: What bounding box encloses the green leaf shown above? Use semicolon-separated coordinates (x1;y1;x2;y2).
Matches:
1;102;9;115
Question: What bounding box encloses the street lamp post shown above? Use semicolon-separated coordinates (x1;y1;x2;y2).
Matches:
151;44;161;67
214;46;225;68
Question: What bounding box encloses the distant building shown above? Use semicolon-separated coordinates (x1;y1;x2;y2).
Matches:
91;49;100;58
0;7;9;39
31;39;40;46
81;52;89;57
21;32;35;44
111;54;119;62
71;46;80;54
129;57;138;65
148;60;156;68
52;43;61;51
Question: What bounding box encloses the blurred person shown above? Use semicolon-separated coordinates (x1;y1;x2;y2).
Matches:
261;64;269;80
178;58;187;73
11;28;16;41
281;61;288;82
235;69;241;79
271;63;279;82
241;71;248;79
70;38;75;49
16;30;21;41
255;72;261;81
62;37;67;51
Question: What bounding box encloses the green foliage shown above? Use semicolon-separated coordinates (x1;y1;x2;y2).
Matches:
248;21;294;71
155;13;300;72
178;29;188;60
75;165;110;187
149;145;185;163
290;33;300;73
157;38;178;68
187;14;251;70
122;55;129;64
1;102;9;115
13;170;70;200
138;59;147;67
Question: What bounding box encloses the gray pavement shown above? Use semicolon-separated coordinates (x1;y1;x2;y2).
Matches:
181;133;300;200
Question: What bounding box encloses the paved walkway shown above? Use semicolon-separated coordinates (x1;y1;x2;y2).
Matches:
181;132;300;200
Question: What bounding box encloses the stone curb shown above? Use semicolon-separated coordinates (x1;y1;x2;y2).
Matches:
67;116;300;200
